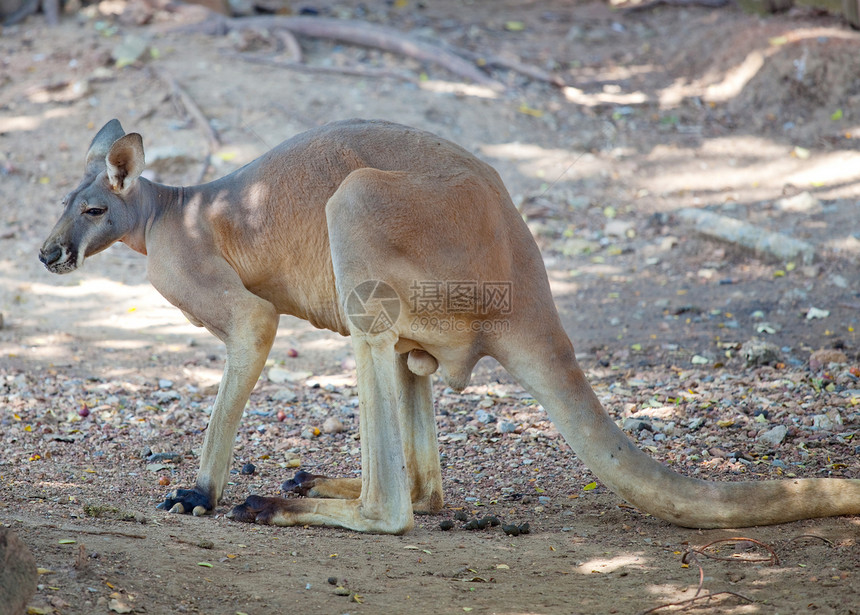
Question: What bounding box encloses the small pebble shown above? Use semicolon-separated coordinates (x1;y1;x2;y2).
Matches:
322;417;345;434
240;463;256;475
158;476;170;486
453;511;469;522
327;576;338;585
334;586;350;596
438;520;454;531
287;348;299;358
302;426;321;439
501;524;520;536
475;409;496;424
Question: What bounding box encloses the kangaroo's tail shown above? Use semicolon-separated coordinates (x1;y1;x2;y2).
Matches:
497;333;860;528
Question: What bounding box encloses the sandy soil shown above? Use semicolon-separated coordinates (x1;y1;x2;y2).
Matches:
1;1;858;614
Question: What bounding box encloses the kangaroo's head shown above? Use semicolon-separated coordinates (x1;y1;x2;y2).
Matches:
39;119;146;274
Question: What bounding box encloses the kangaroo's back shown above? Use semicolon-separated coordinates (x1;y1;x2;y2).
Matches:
205;119;524;332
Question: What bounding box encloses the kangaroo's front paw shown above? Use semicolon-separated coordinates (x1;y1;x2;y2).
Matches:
156;488;213;516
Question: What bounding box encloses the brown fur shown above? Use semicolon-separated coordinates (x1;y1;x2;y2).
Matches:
40;119;860;532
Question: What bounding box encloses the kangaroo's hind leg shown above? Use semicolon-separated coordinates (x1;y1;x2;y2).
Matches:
228;328;415;533
281;349;443;514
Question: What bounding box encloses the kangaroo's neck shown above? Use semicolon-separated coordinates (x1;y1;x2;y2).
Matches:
121;179;183;256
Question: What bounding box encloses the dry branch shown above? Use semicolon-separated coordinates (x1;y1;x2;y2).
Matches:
175;15;505;90
151;67;221;184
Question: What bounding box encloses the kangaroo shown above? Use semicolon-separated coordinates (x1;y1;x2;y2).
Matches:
40;119;859;533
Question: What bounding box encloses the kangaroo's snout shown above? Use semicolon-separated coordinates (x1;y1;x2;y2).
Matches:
39;244;63;267
39;240;79;274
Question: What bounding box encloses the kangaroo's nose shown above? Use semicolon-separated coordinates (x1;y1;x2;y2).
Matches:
39;245;62;266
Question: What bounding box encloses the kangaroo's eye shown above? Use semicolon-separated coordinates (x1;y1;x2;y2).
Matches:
84;207;107;216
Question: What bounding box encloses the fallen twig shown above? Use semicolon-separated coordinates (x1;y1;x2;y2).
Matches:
453;46;566;88
637;590;754;615
692;536;780;566
72;528;147;539
174;15;504;90
170;535;215;549
151;67;221;184
617;0;729;12
24;521;147;539
682;550;706;598
776;533;836;560
638;549;753;614
784;534;834;547
642;533;836;614
46;524;147;539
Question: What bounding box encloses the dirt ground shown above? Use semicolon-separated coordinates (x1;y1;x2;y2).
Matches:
1;1;859;614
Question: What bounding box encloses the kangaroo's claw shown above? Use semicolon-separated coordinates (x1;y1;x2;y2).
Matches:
157;488;213;516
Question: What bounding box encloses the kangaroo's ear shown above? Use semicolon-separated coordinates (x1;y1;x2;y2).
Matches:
85;119;126;175
106;133;145;194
